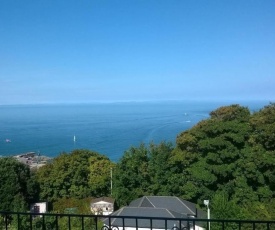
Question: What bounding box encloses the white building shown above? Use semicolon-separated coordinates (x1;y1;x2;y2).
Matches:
90;197;115;215
30;202;48;216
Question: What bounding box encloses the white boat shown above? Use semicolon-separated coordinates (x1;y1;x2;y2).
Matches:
5;139;11;143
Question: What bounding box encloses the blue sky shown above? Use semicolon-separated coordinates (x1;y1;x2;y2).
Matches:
0;0;275;105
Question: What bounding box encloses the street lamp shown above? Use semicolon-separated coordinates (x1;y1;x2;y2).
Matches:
204;200;210;230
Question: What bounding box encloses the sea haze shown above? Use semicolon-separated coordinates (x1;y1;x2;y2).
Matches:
0;100;269;161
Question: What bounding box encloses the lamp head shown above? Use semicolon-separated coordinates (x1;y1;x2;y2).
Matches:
204;200;209;206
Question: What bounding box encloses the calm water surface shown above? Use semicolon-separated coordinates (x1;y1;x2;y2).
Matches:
0;100;268;161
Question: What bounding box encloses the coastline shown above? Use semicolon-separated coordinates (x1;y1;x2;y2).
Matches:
12;152;52;169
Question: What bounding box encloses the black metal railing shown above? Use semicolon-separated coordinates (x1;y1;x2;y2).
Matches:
1;211;275;230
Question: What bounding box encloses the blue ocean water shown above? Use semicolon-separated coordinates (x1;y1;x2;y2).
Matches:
0;100;269;161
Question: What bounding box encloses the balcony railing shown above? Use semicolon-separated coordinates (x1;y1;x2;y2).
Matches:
1;211;275;230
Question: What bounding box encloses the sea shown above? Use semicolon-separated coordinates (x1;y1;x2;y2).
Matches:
0;100;270;162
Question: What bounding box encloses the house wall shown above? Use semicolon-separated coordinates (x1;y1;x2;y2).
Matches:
91;201;114;215
30;202;47;213
30;202;48;218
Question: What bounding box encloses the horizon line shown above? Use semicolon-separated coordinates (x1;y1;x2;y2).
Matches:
0;98;273;107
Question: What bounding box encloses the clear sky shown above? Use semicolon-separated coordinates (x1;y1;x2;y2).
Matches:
0;0;275;105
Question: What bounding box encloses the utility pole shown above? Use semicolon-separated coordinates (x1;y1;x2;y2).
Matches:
110;167;113;196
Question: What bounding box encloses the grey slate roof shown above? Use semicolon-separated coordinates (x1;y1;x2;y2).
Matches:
103;196;206;229
129;196;198;217
103;207;188;229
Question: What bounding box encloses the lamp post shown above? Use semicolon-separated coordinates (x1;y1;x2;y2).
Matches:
204;200;210;230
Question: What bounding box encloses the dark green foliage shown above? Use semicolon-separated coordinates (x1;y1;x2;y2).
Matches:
172;103;275;219
250;103;275;150
36;149;113;202
112;144;150;207
112;142;174;207
169;105;252;205
211;191;244;220
88;155;115;197
0;157;36;211
147;142;174;195
210;104;250;122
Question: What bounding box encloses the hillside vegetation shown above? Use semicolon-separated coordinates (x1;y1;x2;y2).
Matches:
1;103;275;220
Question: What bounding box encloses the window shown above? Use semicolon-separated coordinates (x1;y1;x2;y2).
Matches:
33;205;40;213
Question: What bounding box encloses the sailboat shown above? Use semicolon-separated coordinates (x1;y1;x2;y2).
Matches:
184;113;191;123
73;135;76;142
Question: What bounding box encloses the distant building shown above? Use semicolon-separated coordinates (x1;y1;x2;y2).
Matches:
90;197;115;215
30;202;48;216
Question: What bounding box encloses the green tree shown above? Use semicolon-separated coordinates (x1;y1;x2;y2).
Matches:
113;142;175;207
147;142;174;195
211;191;244;219
171;105;254;204
36;149;114;202
112;144;150;207
170;103;275;219
88;155;115;197
250;103;275;151
0;157;35;211
248;103;275;199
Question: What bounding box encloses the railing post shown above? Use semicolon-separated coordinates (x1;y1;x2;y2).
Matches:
135;217;138;230
5;213;8;230
17;213;21;230
56;215;59;230
44;214;47;230
29;213;33;230
95;216;98;230
68;215;71;230
81;216;84;230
